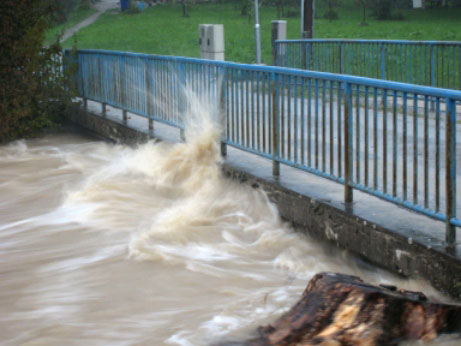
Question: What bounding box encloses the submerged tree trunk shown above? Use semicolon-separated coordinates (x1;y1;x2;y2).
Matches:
219;273;461;346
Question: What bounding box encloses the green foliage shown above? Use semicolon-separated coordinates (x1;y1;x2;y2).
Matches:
0;0;77;143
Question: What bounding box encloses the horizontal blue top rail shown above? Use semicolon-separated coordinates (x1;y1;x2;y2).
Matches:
276;39;461;46
71;49;461;244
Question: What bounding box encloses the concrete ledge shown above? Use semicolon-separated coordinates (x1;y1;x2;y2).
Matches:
68;105;152;144
67;103;461;300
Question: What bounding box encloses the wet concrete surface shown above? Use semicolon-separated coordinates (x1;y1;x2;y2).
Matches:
68;99;461;299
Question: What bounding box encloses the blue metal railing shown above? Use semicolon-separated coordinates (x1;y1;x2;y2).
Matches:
71;49;461;244
274;39;461;90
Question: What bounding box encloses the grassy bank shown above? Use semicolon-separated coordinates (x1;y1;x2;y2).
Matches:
45;6;97;45
61;3;461;64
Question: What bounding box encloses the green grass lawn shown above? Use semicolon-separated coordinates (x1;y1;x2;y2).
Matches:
45;6;97;46
61;3;461;64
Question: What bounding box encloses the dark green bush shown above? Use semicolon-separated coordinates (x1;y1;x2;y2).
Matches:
0;0;77;143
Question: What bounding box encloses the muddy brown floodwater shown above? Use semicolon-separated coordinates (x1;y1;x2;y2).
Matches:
0;106;459;345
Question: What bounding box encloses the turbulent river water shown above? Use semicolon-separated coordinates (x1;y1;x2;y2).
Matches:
0;101;459;345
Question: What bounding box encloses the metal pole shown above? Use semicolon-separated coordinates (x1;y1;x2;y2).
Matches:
302;0;314;38
272;76;280;176
344;82;353;204
254;0;261;64
445;98;457;246
300;0;304;38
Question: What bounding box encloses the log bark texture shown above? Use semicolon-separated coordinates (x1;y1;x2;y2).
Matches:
223;272;461;346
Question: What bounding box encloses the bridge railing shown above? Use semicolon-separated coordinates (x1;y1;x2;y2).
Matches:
72;49;461;244
274;39;461;90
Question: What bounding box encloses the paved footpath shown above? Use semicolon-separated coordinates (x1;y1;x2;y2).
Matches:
61;0;119;43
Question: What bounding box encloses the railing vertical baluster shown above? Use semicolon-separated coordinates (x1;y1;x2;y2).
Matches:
383;89;388;194
373;88;378;190
337;83;342;177
302;42;307;70
238;70;242;145
364;86;369;186
413;94;419;205
315;79;319;169
403;92;408;201
344;82;353;203
322;79;326;172
392;90;398;198
220;67;227;157
381;42;386;80
251;71;256;150
232;68;236;143
121;56;127;122
301;77;305;166
146;59;153;132
257;72;261;151
424;95;429;209
355;85;360;183
281;75;286;159
329;80;334;174
308;79;312;167
288;76;292;161
294;76;299;164
98;55;106;116
245;71;250;147
445;98;457;245
272;74;280;176
435;98;440;212
262;72;267;152
441;45;445;88
339;43;342;74
430;45;435;87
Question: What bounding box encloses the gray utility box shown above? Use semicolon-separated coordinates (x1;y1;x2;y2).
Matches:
199;24;225;61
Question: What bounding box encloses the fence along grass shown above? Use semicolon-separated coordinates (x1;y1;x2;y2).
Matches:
275;39;461;91
72;49;461;245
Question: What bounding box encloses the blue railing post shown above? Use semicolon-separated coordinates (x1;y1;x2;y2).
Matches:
344;82;353;203
445;98;457;246
120;55;127;123
380;42;386;80
430;45;435;87
272;73;280;176
339;43;343;74
97;54;105;116
220;67;227;157
146;59;154;132
179;62;186;141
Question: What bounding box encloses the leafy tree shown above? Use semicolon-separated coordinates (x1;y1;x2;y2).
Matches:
0;0;76;142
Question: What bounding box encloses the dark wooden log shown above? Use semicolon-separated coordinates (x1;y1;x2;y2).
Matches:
219;272;461;346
